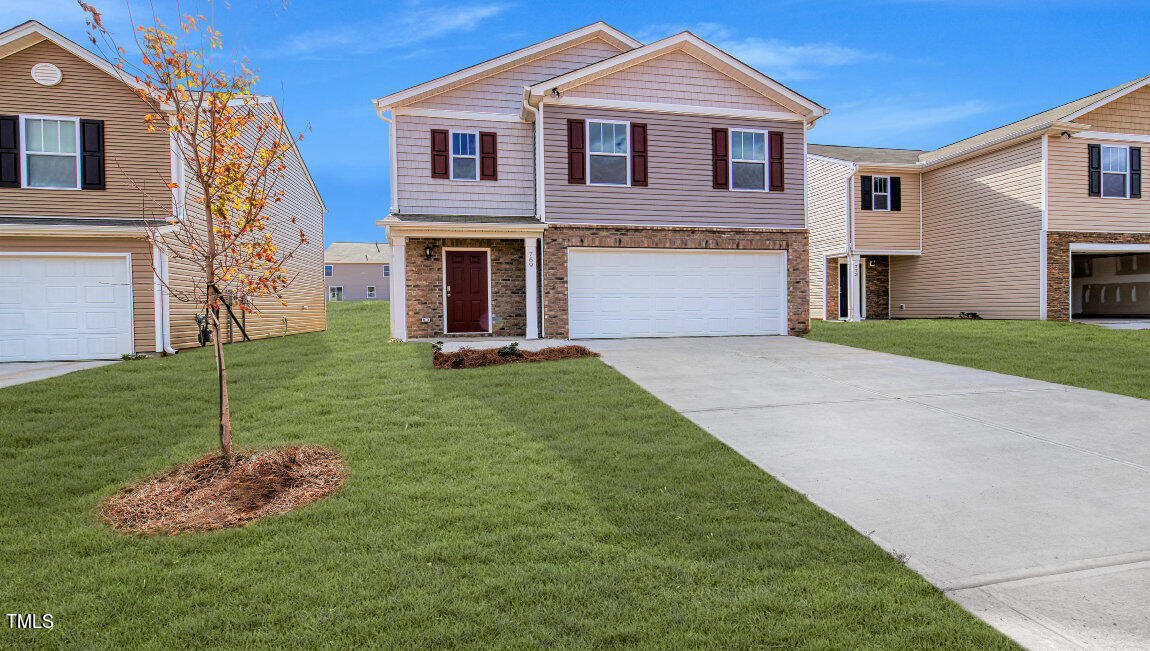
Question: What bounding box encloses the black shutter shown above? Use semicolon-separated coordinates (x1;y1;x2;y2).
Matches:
1131;147;1141;199
890;176;902;211
80;119;105;190
1088;143;1101;197
860;175;873;210
0;115;18;188
711;128;728;189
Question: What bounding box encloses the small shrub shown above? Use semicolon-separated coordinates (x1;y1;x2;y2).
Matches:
497;342;521;358
121;353;149;361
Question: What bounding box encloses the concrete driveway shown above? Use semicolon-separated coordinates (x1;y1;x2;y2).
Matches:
593;336;1150;649
0;360;116;388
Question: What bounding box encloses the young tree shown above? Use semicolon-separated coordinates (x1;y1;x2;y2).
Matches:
81;3;308;461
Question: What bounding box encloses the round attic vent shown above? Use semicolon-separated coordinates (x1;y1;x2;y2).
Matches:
31;63;63;86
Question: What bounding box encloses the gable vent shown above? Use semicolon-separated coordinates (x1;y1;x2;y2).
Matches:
31;63;62;86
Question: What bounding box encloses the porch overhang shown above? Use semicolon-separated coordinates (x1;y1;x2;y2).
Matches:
379;215;547;241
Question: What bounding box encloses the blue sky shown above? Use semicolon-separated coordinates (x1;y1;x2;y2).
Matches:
5;0;1149;245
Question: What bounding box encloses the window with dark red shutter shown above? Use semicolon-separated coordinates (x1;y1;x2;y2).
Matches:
711;128;728;189
768;130;784;191
479;131;497;181
430;129;449;179
630;123;647;187
567;119;586;184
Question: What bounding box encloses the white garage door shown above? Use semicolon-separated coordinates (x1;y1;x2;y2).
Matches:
567;248;787;338
0;254;135;361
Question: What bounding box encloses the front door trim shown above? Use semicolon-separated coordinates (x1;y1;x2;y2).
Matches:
442;247;492;334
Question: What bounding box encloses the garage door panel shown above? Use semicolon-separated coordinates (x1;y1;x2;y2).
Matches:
568;249;786;339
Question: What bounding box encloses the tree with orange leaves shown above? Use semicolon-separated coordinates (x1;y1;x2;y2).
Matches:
81;3;309;462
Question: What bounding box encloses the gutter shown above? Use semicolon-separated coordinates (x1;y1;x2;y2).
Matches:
521;88;545;221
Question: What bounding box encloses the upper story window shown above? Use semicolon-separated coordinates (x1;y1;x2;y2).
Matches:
1102;145;1129;198
730;130;766;191
450;131;477;180
23;116;79;189
383;264;390;277
588;121;629;186
324;264;333;276
871;175;891;211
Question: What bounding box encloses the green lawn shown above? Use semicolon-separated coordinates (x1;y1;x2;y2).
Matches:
0;302;1012;648
810;319;1150;400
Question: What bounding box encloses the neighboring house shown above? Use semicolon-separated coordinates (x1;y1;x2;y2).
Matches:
0;21;326;362
324;242;391;301
374;22;826;340
807;75;1150;322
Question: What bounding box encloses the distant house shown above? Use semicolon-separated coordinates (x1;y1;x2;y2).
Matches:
324;243;391;302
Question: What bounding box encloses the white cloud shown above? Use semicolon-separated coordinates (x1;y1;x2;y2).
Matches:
634;22;879;80
279;2;510;59
809;98;993;146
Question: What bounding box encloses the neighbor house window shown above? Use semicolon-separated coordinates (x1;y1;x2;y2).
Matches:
324;264;333;276
588;120;628;185
730;130;766;190
23;116;79;189
451;132;477;180
366;286;376;299
1102;145;1129;198
383;264;390;278
871;175;891;210
328;286;343;301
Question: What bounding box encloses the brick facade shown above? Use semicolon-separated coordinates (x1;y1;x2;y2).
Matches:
541;224;810;336
404;238;527;338
1046;231;1150;321
864;255;890;320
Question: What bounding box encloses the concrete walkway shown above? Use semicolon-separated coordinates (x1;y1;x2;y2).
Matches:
0;360;116;388
593;336;1150;649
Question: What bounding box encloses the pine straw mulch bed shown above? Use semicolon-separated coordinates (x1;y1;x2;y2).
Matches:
433;345;599;369
100;446;345;536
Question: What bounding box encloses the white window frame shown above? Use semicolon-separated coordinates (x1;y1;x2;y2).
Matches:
20;114;81;190
366;286;376;299
586;119;631;187
870;175;891;211
449;130;479;181
324;264;333;276
328;286;343;301
1101;144;1130;199
383;264;390;278
729;128;770;193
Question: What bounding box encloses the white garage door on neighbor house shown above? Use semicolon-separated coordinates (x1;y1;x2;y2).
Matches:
0;254;135;362
567;248;787;338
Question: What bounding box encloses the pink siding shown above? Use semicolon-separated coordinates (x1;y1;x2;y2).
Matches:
326;263;390;301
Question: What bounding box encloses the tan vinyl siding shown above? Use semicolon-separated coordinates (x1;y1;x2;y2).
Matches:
562;50;788;111
167;105;325;349
806;156;853;318
854;168;922;251
1077;85;1150;135
1047;134;1150;232
0;236;156;352
409;38;625;114
395;116;534;216
544;105;806;228
890;138;1043;318
0;40;169;219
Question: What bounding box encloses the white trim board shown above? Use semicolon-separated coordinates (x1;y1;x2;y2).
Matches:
1073;131;1150;144
1069;243;1150;253
542;96;805;122
392;107;523;123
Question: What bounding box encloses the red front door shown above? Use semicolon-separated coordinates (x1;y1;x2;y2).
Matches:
445;250;489;333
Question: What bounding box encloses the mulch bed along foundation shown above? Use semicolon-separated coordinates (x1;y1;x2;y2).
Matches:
101;446;345;535
434;345;599;369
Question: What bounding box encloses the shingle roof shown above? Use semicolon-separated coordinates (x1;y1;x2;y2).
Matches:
324;242;390;264
808;145;925;165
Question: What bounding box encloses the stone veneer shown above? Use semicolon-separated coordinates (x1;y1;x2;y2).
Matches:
1046;231;1150;321
404;237;526;338
541;224;810;337
864;256;890;320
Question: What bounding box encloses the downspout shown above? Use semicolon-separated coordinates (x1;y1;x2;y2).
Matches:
375;102;399;215
160;252;176;354
522;89;546;337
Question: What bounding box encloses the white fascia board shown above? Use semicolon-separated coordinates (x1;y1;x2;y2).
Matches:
373;22;640;112
1072;131;1150;143
377;221;547;239
540;95;805;122
1062;77;1150;122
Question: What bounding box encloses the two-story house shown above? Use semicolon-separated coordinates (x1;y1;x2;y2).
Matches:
807;75;1149;323
324;242;390;302
374;23;827;340
0;21;327;362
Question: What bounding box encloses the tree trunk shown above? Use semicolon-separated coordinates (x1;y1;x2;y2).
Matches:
212;305;233;462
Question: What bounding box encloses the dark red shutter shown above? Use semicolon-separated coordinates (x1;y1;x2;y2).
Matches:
890;176;902;211
430;129;449;179
1131;147;1141;199
711;128;728;189
768;130;784;191
80;119;105;190
860;175;873;210
630;123;648;187
479;131;497;181
1088;143;1101;197
567;119;585;184
0;115;18;188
